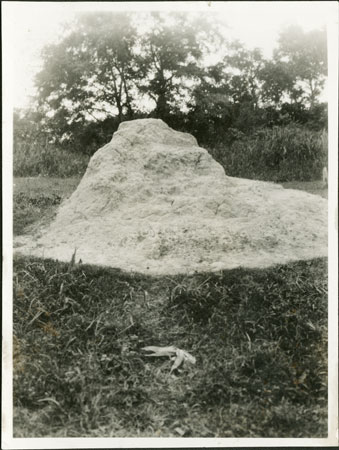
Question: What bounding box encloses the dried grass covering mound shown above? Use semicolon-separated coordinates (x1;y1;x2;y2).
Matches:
15;119;327;275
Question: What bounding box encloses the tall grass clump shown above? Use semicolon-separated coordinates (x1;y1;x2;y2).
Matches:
14;141;89;178
209;125;327;182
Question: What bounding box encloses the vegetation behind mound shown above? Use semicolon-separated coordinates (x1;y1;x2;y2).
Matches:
13;142;89;179
208;125;327;182
13;124;327;182
13;14;327;182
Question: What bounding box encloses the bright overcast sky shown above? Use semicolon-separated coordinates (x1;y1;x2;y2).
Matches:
3;1;337;108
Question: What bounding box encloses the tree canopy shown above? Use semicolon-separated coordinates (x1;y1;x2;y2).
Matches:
36;12;140;123
273;25;327;107
31;13;327;149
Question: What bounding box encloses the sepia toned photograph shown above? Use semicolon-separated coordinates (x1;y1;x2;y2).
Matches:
2;1;338;447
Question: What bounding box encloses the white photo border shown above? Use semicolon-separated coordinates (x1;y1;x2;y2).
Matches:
2;1;338;448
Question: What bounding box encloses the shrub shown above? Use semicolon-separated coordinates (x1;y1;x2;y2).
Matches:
207;125;327;182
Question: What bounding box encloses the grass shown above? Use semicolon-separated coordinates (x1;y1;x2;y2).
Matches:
280;181;328;199
13;177;80;235
209;126;327;183
12;176;328;437
13;126;327;183
13;255;328;438
14;142;89;178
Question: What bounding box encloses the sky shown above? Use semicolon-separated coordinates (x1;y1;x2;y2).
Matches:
3;1;337;108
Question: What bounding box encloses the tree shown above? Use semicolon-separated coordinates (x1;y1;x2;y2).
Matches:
36;12;140;129
224;41;265;108
274;25;327;107
137;12;203;119
186;63;233;142
259;59;296;106
33;12;327;153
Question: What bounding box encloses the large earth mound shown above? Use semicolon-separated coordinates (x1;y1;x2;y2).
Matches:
15;119;327;275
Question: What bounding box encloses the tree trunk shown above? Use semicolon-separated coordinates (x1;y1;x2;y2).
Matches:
121;75;134;119
110;67;123;123
155;94;168;119
116;101;123;123
154;67;169;119
309;79;315;108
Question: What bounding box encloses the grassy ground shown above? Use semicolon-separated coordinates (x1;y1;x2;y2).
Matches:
281;181;328;199
12;177;328;438
13;177;81;235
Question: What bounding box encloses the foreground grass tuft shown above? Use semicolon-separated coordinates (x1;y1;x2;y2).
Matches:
13;255;327;437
